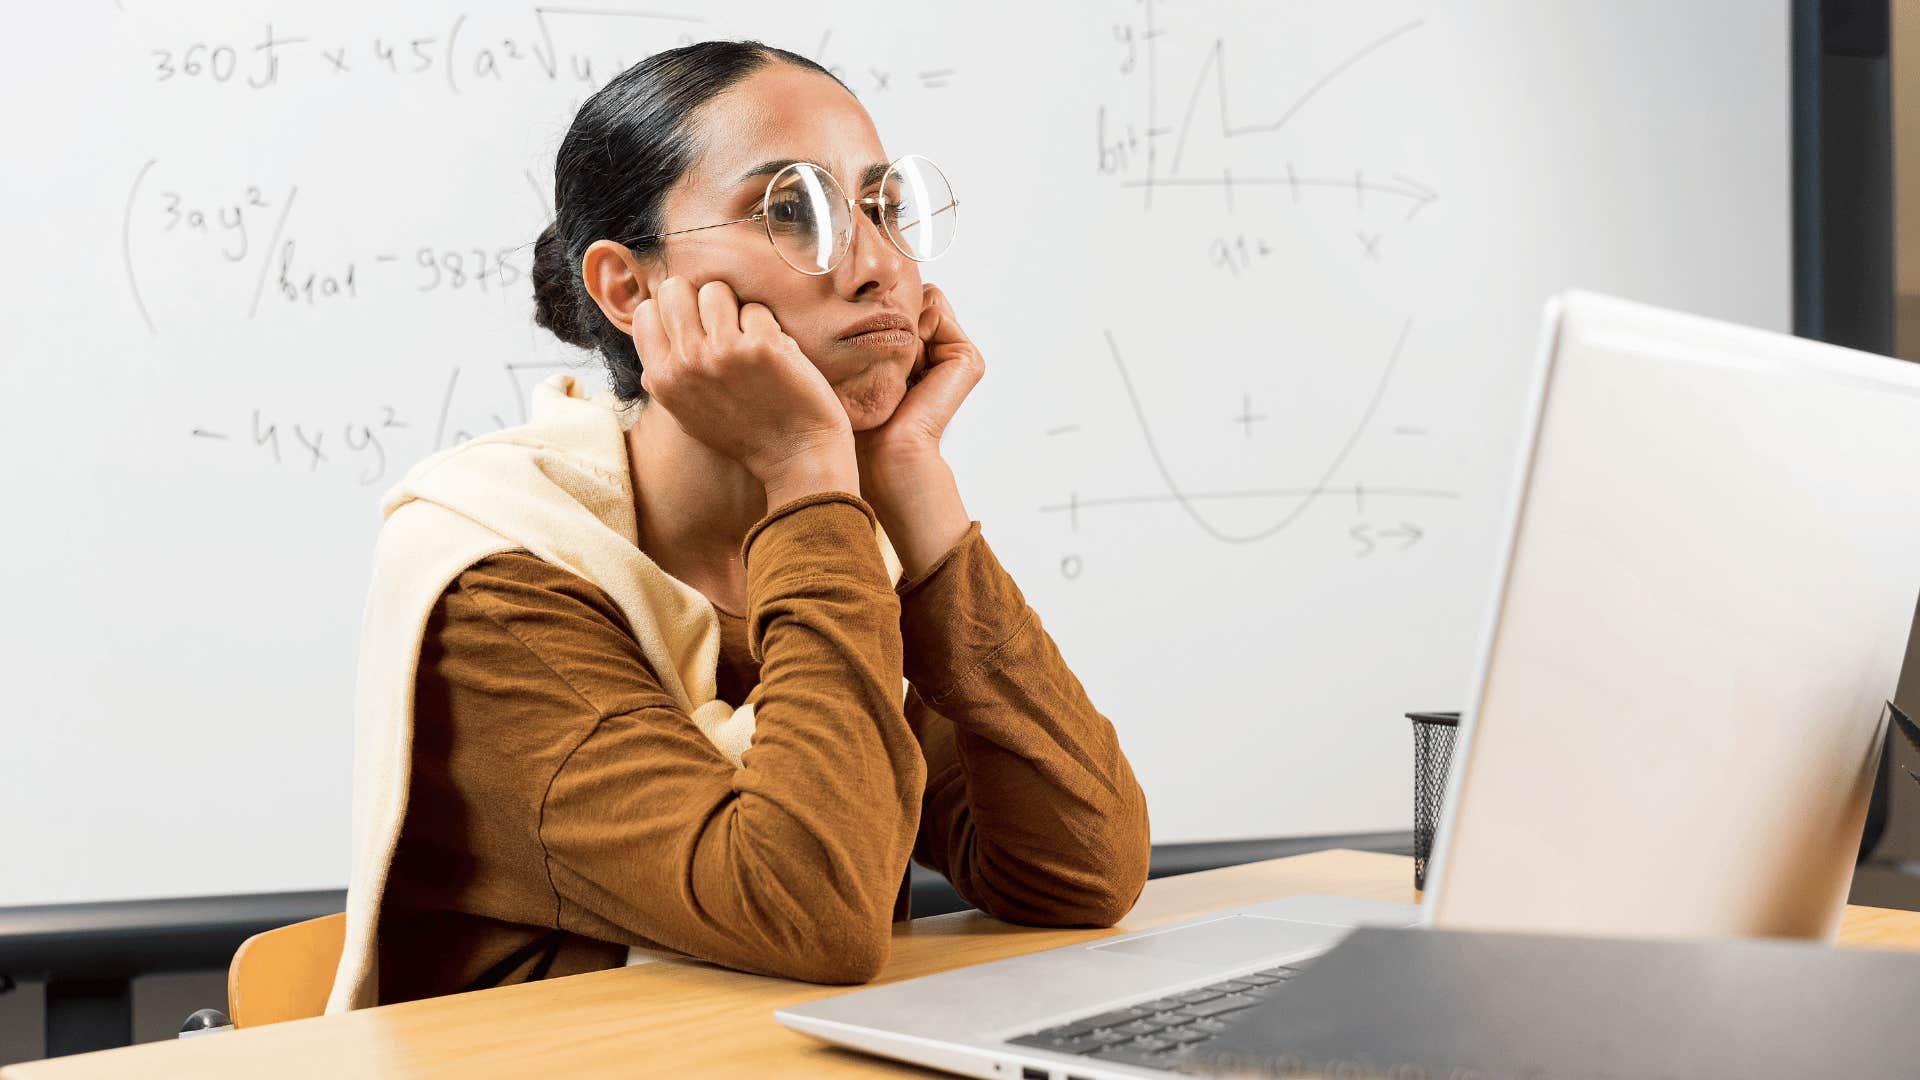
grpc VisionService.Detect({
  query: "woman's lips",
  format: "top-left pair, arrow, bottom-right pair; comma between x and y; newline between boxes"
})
837,311 -> 916,339
839,328 -> 919,350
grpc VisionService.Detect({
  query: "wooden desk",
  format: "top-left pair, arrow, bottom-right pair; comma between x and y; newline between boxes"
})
10,850 -> 1920,1079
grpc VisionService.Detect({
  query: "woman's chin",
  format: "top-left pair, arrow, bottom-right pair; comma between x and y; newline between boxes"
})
837,364 -> 913,432
846,395 -> 905,432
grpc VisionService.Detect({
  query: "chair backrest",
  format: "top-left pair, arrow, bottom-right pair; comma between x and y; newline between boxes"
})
228,912 -> 346,1028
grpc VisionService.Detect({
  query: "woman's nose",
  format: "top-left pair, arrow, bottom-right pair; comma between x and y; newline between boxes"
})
834,204 -> 906,300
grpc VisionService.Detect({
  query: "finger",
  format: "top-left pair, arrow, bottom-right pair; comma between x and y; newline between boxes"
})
917,283 -> 940,340
697,279 -> 741,347
905,342 -> 930,387
654,276 -> 704,358
895,342 -> 983,438
917,341 -> 985,406
633,298 -> 670,367
918,283 -> 970,346
739,301 -> 784,341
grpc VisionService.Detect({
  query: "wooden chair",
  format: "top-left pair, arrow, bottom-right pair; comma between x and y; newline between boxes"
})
225,912 -> 346,1028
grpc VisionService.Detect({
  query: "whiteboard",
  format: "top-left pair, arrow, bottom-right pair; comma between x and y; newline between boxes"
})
0,1 -> 1791,908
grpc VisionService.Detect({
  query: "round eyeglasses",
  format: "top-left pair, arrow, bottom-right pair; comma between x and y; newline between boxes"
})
625,154 -> 958,276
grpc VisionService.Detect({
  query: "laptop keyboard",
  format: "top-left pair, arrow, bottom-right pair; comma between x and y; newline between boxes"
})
1007,960 -> 1313,1072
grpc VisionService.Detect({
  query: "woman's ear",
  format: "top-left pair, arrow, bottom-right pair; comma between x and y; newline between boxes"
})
581,239 -> 652,336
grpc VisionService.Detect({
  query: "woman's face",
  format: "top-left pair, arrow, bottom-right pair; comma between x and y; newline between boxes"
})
641,63 -> 924,432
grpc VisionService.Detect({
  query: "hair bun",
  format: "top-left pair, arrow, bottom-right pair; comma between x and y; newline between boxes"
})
531,221 -> 594,349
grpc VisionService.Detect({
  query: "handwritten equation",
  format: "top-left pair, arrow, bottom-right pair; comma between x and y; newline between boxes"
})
143,9 -> 703,96
125,164 -> 534,332
1034,325 -> 1459,579
188,362 -> 583,487
138,9 -> 957,98
1098,0 -> 1438,271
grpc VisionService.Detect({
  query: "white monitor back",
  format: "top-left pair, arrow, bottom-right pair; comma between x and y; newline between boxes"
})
1427,292 -> 1920,941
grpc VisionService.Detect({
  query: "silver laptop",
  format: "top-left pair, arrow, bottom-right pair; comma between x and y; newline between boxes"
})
776,291 -> 1920,1079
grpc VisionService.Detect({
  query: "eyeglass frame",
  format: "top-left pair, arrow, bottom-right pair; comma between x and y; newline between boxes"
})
621,154 -> 959,277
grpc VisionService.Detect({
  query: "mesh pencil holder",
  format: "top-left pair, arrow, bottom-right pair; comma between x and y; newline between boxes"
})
1407,711 -> 1461,891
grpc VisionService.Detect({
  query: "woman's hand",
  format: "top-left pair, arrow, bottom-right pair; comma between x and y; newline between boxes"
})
854,284 -> 981,581
634,277 -> 855,489
853,284 -> 985,484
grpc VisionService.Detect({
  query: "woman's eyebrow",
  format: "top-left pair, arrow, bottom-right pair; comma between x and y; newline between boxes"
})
732,159 -> 893,189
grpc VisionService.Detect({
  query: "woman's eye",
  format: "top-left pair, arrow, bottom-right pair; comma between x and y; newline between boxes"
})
766,197 -> 811,229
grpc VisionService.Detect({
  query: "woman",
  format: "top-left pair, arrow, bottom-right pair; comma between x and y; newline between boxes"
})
327,39 -> 1150,1012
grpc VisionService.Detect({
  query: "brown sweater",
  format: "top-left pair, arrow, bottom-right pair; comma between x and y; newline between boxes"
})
377,491 -> 1151,1004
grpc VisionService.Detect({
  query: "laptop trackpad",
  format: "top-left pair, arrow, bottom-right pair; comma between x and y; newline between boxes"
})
1089,915 -> 1341,968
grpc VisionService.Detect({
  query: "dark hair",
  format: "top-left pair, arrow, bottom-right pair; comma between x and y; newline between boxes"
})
531,40 -> 848,404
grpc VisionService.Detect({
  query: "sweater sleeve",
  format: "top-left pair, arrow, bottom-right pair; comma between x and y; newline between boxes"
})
400,493 -> 924,986
895,521 -> 1152,927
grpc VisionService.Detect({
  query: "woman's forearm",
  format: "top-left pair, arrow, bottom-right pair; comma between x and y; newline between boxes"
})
862,454 -> 971,584
895,524 -> 1152,926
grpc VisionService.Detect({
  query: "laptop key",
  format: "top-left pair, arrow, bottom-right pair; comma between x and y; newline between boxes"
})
1009,1033 -> 1103,1055
1072,1006 -> 1151,1030
1045,1011 -> 1146,1039
1177,993 -> 1264,1019
1113,1019 -> 1167,1037
1176,989 -> 1224,1005
1089,1045 -> 1179,1069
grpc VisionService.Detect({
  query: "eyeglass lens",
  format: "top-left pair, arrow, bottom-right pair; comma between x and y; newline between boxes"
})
762,157 -> 957,275
765,164 -> 851,274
